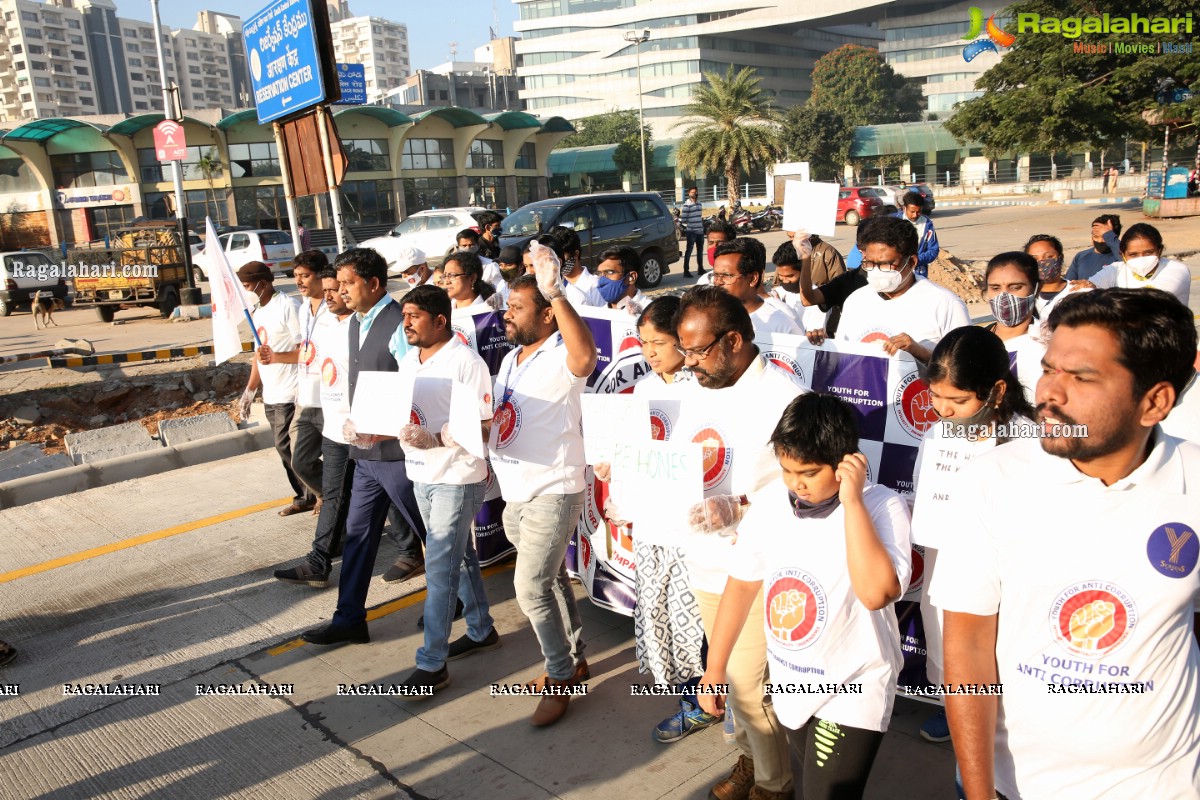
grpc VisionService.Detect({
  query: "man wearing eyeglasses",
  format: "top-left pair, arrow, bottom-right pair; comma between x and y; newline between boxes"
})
711,238 -> 803,338
835,216 -> 969,364
595,245 -> 648,315
671,286 -> 804,800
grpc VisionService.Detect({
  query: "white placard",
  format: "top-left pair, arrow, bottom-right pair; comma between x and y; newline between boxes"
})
448,380 -> 486,459
609,438 -> 704,534
350,371 -> 412,437
581,394 -> 650,464
782,180 -> 839,237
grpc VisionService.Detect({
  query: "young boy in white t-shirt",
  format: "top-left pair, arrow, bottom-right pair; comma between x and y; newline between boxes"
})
698,393 -> 912,799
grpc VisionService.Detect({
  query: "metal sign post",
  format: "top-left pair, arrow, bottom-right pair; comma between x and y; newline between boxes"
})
272,122 -> 304,257
315,105 -> 348,252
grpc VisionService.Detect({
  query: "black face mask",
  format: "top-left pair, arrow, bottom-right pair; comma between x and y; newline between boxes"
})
788,490 -> 842,520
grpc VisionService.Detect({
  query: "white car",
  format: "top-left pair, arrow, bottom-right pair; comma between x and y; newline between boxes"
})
192,229 -> 295,284
359,208 -> 489,270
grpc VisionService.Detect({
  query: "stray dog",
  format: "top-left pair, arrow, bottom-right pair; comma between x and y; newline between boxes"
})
33,295 -> 64,330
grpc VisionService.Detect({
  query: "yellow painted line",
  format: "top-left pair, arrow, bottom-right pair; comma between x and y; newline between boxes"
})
0,497 -> 293,585
267,560 -> 517,656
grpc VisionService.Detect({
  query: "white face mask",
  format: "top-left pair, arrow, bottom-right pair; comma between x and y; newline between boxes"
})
1125,255 -> 1159,278
403,272 -> 420,288
866,266 -> 906,294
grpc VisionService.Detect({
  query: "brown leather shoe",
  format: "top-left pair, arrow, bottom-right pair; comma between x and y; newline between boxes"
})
708,755 -> 755,800
523,658 -> 590,691
530,678 -> 572,727
748,787 -> 792,800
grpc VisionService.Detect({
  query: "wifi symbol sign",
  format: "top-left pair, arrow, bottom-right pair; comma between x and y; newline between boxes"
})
153,119 -> 189,162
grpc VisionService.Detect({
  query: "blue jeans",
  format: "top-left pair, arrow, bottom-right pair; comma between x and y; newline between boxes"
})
502,492 -> 586,681
683,231 -> 704,273
414,480 -> 492,671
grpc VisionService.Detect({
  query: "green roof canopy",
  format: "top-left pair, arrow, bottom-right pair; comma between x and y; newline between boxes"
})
334,106 -> 413,127
108,114 -> 210,136
484,111 -> 542,131
549,141 -> 676,174
3,118 -> 108,142
850,122 -> 977,158
216,109 -> 261,131
538,116 -> 575,134
409,107 -> 488,127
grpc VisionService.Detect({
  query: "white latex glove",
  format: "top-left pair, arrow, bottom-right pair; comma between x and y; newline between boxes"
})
794,229 -> 813,259
593,461 -> 611,482
439,422 -> 458,450
625,297 -> 644,317
236,387 -> 255,420
398,423 -> 439,450
687,494 -> 747,535
603,495 -> 630,527
342,418 -> 378,449
528,240 -> 564,301
485,293 -> 505,310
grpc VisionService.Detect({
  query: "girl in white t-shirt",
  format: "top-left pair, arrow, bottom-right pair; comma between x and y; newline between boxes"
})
698,393 -> 911,799
911,325 -> 1037,744
1087,222 -> 1192,305
1024,234 -> 1069,322
596,296 -> 716,742
983,251 -> 1047,405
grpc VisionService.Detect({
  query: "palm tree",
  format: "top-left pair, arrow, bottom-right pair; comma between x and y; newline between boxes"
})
196,147 -> 223,224
674,66 -> 783,209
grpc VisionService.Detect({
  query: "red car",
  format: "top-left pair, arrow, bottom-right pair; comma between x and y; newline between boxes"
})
837,187 -> 885,226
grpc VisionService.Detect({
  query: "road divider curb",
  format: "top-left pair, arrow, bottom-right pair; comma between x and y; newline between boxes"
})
0,423 -> 273,510
49,341 -> 253,369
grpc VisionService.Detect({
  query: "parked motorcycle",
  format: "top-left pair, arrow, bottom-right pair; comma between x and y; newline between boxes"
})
750,205 -> 782,232
730,207 -> 753,234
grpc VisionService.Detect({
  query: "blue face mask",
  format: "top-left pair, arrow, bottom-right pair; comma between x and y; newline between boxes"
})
597,275 -> 628,304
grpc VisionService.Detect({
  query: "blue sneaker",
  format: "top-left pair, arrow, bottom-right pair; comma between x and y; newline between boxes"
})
920,709 -> 951,743
653,700 -> 722,743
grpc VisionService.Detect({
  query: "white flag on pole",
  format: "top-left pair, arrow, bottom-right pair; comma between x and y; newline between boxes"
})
205,216 -> 246,365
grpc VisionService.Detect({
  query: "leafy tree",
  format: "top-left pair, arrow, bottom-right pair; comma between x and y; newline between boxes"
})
945,0 -> 1199,159
555,108 -> 653,179
613,131 -> 654,179
674,66 -> 783,208
808,45 -> 924,127
782,106 -> 855,181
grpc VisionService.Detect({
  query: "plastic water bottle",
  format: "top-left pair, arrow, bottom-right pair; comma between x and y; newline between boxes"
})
723,705 -> 736,744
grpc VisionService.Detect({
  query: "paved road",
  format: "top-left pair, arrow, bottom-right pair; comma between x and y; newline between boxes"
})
0,450 -> 954,799
4,202 -> 1197,366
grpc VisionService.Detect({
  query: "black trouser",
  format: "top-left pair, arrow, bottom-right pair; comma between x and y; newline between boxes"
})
264,402 -> 312,504
683,231 -> 704,274
308,437 -> 423,574
786,718 -> 884,800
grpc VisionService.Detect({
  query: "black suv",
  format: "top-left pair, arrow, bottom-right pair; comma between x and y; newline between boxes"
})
499,192 -> 681,288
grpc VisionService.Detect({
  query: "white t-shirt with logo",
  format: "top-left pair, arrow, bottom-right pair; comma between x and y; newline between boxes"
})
296,298 -> 330,408
1090,258 -> 1192,305
731,479 -> 912,731
1002,333 -> 1046,407
317,314 -> 353,442
252,290 -> 302,405
837,276 -> 970,353
929,434 -> 1200,799
398,338 -> 494,485
673,355 -> 805,592
489,334 -> 587,502
751,298 -> 805,337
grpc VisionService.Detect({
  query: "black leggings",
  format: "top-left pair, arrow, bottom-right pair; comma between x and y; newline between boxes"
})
786,718 -> 884,800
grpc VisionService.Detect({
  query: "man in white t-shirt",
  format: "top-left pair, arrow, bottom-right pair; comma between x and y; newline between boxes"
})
594,245 -> 649,315
235,260 -> 313,515
489,264 -> 598,728
673,285 -> 804,800
712,237 -> 804,337
930,288 -> 1200,800
290,251 -> 333,513
393,284 -> 499,696
834,216 -> 970,364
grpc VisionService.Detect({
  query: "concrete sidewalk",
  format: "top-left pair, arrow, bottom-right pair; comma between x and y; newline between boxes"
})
0,449 -> 956,799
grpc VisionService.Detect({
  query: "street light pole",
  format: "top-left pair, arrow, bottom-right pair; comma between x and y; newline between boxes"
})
623,29 -> 650,193
150,0 -> 199,305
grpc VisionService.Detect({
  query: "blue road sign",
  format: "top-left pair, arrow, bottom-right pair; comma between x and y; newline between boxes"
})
337,64 -> 367,105
243,0 -> 327,125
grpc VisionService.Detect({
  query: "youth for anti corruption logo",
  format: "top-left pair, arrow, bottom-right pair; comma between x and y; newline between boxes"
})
893,371 -> 939,440
962,7 -> 1016,61
692,425 -> 732,490
649,408 -> 672,441
493,399 -> 522,449
320,357 -> 338,387
1049,581 -> 1138,659
765,568 -> 827,650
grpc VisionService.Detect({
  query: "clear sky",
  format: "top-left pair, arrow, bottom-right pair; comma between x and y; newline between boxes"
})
158,0 -> 520,74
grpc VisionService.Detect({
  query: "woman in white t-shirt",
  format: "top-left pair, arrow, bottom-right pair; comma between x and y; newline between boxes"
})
697,393 -> 912,799
1086,222 -> 1192,305
441,250 -> 497,310
911,325 -> 1037,744
1024,234 -> 1070,321
983,251 -> 1047,405
595,296 -> 716,742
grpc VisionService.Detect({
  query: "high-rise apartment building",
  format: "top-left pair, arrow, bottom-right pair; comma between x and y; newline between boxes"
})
329,15 -> 411,102
0,0 -> 97,120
